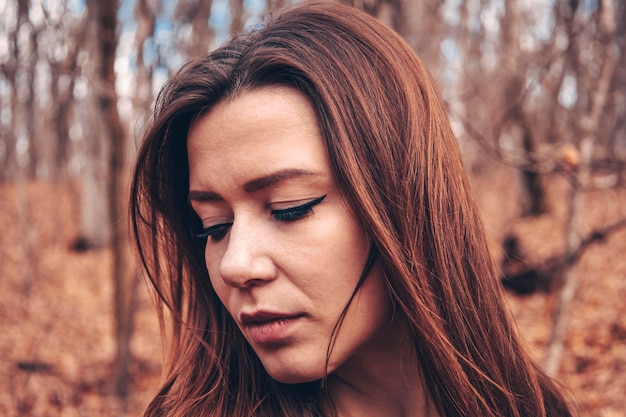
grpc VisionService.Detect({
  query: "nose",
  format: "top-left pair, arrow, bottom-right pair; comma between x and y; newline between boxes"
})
217,218 -> 277,288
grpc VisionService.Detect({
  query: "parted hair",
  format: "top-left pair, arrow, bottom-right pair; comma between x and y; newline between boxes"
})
130,2 -> 575,416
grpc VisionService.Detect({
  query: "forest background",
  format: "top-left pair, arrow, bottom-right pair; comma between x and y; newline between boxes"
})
1,0 -> 625,416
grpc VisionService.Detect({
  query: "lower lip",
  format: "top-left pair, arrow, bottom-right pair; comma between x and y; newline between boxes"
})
245,316 -> 302,345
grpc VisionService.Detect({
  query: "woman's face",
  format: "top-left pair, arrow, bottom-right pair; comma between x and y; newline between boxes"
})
187,86 -> 395,383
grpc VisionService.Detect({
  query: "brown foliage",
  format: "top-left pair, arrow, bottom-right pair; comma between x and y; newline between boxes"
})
0,182 -> 160,417
475,171 -> 626,417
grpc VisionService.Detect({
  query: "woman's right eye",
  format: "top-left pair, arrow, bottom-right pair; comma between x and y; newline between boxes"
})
195,222 -> 232,243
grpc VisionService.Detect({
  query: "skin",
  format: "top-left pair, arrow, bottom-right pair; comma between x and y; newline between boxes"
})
188,86 -> 436,416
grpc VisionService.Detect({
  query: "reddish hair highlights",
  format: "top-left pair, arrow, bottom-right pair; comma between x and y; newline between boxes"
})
130,2 -> 575,416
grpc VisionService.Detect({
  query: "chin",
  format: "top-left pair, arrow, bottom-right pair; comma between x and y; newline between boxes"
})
263,364 -> 326,385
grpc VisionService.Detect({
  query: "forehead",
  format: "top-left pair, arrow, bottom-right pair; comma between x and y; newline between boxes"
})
188,86 -> 322,151
186,86 -> 331,192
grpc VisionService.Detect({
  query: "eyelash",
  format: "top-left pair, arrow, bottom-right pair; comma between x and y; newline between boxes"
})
195,195 -> 326,243
271,195 -> 326,222
195,223 -> 231,242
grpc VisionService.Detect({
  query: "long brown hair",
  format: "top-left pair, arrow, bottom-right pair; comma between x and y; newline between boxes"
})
130,2 -> 575,416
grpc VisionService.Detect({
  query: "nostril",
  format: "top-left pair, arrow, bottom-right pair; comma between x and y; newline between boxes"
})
217,228 -> 277,288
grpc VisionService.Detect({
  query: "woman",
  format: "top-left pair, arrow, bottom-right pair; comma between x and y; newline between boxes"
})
130,2 -> 575,416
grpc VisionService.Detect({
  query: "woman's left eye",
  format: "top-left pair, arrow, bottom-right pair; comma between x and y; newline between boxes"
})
271,195 -> 326,222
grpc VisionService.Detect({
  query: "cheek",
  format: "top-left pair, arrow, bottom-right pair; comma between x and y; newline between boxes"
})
204,240 -> 226,275
208,270 -> 239,324
204,249 -> 229,301
326,218 -> 371,279
287,221 -> 367,275
309,207 -> 370,263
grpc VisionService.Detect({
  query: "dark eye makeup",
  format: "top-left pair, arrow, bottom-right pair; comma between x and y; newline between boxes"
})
195,195 -> 326,243
270,195 -> 326,222
195,222 -> 232,242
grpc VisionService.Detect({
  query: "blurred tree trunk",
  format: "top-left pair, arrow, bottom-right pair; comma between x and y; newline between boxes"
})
11,0 -> 38,293
1,8 -> 18,171
78,98 -> 111,248
0,7 -> 18,178
502,0 -> 547,216
87,0 -> 138,400
230,0 -> 244,37
48,21 -> 84,182
134,0 -> 157,123
544,0 -> 618,377
455,0 -> 493,172
265,0 -> 286,14
20,0 -> 39,180
78,4 -> 111,248
176,0 -> 214,59
366,0 -> 443,76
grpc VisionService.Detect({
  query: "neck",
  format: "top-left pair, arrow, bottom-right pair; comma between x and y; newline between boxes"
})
327,322 -> 439,417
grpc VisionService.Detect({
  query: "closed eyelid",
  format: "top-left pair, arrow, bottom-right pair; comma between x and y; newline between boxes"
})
189,198 -> 231,224
197,196 -> 324,226
198,215 -> 233,228
195,222 -> 232,241
271,195 -> 326,211
270,197 -> 321,210
270,195 -> 326,222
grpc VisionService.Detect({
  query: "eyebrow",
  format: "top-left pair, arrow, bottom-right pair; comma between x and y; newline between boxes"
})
188,168 -> 320,203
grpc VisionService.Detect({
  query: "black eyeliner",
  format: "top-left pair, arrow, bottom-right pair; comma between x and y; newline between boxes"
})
195,222 -> 232,241
196,195 -> 327,242
271,195 -> 327,222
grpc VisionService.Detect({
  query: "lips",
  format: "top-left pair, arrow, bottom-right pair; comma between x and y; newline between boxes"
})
240,311 -> 305,345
